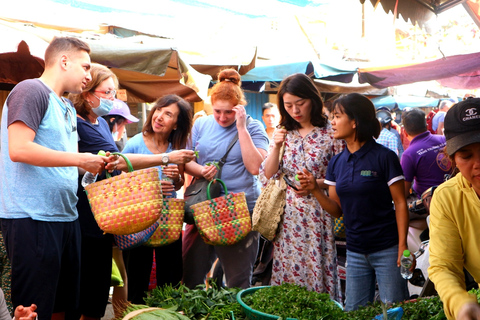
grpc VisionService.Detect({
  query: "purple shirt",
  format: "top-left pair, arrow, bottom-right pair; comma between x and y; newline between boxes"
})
400,131 -> 451,197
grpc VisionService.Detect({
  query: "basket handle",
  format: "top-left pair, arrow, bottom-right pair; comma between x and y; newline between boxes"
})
106,152 -> 133,178
207,178 -> 227,200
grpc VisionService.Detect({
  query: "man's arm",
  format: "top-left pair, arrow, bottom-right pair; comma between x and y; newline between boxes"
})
404,180 -> 412,198
437,121 -> 445,135
8,121 -> 111,174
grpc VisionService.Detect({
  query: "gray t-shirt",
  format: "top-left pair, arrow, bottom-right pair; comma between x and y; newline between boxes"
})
191,115 -> 269,211
0,79 -> 79,221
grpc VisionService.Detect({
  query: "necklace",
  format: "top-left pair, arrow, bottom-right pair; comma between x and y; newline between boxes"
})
151,136 -> 164,154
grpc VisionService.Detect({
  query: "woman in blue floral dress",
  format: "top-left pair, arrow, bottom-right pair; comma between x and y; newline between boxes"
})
260,73 -> 344,302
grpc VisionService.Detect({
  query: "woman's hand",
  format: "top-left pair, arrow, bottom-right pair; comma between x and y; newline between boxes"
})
14,304 -> 37,320
201,164 -> 218,181
160,179 -> 175,197
273,127 -> 287,149
80,153 -> 117,175
168,149 -> 196,164
298,169 -> 318,193
233,104 -> 247,129
457,302 -> 480,320
104,151 -> 119,172
291,171 -> 310,197
163,164 -> 180,182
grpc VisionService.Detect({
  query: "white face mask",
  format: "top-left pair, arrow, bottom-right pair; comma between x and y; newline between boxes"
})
112,123 -> 119,141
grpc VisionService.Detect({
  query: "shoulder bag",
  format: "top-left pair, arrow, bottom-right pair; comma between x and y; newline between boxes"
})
252,143 -> 287,241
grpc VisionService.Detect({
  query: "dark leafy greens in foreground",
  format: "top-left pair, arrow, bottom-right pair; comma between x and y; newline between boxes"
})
143,282 -> 241,320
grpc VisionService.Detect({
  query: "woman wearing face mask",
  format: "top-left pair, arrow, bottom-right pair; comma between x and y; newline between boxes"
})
68,64 -> 195,320
102,99 -> 139,151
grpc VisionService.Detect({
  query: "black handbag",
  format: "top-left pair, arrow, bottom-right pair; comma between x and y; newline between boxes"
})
183,132 -> 240,224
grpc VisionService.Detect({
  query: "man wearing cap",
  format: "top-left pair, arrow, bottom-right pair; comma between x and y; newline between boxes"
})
102,99 -> 139,151
376,109 -> 400,156
428,97 -> 480,320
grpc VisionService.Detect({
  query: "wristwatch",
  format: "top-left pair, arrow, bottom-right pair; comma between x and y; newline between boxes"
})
161,153 -> 169,165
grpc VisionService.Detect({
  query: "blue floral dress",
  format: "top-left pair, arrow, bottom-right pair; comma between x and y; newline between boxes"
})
260,124 -> 344,301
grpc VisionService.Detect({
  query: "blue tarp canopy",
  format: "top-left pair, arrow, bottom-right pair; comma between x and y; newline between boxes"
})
370,95 -> 440,110
241,60 -> 357,83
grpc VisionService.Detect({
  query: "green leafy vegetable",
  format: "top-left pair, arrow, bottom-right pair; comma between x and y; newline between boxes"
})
143,282 -> 242,320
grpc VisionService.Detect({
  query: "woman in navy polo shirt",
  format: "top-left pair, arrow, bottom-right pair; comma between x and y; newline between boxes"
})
299,93 -> 411,311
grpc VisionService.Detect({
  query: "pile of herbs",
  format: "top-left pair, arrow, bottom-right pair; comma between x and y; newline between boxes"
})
240,283 -> 344,319
143,282 -> 242,320
343,287 -> 480,319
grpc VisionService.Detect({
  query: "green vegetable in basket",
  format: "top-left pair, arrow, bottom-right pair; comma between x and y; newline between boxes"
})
242,283 -> 344,319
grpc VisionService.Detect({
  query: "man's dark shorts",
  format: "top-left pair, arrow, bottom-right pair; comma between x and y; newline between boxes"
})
1,218 -> 81,320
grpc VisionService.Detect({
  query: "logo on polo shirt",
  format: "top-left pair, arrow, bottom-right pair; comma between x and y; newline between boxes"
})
360,170 -> 378,177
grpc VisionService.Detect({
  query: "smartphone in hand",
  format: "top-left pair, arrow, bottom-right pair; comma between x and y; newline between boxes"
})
283,176 -> 299,191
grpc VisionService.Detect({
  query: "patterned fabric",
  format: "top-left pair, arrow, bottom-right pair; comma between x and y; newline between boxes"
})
376,128 -> 399,155
262,125 -> 344,301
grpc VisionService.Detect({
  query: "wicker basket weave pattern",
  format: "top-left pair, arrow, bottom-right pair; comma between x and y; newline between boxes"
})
192,179 -> 251,246
85,167 -> 163,235
145,198 -> 185,247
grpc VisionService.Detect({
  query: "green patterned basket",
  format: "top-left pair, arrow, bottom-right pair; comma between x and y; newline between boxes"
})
144,198 -> 184,247
191,179 -> 251,246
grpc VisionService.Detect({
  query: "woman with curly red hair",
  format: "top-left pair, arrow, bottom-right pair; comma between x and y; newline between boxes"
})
183,69 -> 269,288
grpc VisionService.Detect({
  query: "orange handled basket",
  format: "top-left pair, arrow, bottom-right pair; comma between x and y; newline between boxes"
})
84,153 -> 163,235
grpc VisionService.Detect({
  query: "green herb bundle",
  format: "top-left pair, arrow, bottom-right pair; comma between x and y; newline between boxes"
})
143,282 -> 242,320
241,283 -> 344,319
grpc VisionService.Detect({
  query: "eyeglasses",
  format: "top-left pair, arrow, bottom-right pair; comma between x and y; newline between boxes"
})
94,90 -> 116,97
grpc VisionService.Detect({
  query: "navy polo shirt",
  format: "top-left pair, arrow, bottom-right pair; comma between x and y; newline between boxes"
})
325,139 -> 404,254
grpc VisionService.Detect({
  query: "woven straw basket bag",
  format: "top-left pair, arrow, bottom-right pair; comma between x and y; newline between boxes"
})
191,179 -> 251,246
144,198 -> 185,247
252,173 -> 287,241
84,153 -> 163,235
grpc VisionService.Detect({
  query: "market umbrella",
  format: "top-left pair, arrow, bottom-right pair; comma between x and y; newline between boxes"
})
0,21 -> 48,90
370,95 -> 439,110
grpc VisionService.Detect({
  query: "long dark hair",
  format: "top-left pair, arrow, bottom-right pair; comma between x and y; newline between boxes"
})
333,93 -> 381,142
142,94 -> 193,149
277,73 -> 327,130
